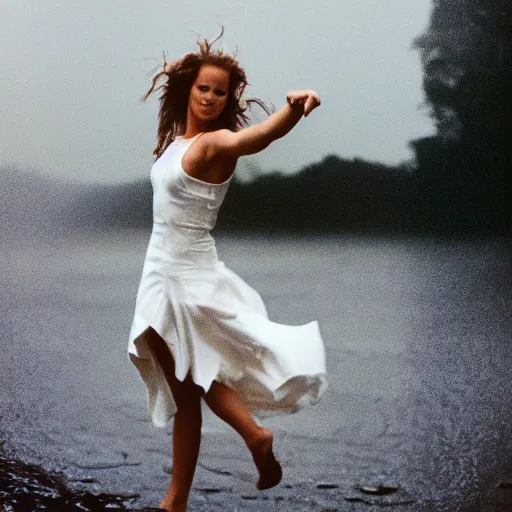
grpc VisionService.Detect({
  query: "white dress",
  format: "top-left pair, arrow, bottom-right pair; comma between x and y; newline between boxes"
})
128,133 -> 328,427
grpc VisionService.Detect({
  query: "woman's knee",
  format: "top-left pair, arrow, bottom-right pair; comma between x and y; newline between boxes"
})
173,377 -> 204,412
144,328 -> 204,410
174,396 -> 202,426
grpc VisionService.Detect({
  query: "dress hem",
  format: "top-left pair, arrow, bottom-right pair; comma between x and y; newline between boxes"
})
128,319 -> 328,428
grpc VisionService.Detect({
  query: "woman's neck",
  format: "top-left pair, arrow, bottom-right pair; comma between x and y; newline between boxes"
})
183,110 -> 220,138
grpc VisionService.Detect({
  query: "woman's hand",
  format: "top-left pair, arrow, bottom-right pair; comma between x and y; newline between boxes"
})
286,89 -> 321,117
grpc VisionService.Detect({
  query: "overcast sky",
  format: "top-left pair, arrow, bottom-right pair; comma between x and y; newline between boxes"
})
1,0 -> 434,184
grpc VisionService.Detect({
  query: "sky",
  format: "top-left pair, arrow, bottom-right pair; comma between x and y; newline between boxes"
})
1,0 -> 435,184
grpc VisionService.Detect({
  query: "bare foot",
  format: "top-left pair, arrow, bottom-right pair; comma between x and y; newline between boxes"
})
248,428 -> 282,490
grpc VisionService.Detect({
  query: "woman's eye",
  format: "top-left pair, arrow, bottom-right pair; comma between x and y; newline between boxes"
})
198,86 -> 208,92
215,90 -> 226,97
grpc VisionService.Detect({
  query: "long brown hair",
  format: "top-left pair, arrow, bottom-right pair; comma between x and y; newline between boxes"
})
143,28 -> 272,159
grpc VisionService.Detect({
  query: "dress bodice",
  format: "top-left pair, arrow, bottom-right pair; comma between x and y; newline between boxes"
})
149,134 -> 232,254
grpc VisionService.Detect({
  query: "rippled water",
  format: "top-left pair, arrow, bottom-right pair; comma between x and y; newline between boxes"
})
1,232 -> 511,511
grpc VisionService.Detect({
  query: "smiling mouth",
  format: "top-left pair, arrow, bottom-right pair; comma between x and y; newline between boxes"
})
201,106 -> 217,116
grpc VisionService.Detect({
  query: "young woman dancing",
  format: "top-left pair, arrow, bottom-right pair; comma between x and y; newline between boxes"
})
128,30 -> 328,512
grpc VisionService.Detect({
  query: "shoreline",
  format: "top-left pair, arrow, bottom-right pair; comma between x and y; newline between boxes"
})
0,445 -> 148,511
0,443 -> 417,511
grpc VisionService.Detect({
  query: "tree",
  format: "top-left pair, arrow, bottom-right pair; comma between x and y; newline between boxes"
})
412,0 -> 511,232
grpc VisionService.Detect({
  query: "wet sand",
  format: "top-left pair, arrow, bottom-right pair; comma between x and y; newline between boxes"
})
1,232 -> 512,511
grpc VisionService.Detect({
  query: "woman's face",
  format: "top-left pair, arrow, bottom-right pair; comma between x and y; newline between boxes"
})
188,64 -> 230,123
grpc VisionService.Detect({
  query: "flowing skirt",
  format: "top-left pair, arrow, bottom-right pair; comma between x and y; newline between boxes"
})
128,244 -> 328,427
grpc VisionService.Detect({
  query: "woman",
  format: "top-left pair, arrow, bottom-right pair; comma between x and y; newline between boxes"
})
128,31 -> 328,512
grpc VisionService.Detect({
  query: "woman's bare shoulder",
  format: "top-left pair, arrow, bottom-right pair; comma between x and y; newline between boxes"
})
183,130 -> 237,172
197,129 -> 238,160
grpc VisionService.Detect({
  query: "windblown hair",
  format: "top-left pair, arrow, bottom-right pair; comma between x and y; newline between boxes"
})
143,28 -> 272,159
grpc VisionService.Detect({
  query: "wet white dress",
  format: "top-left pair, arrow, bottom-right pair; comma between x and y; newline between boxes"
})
128,133 -> 328,427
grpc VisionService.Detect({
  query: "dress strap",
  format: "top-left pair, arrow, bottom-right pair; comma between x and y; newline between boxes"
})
176,132 -> 204,144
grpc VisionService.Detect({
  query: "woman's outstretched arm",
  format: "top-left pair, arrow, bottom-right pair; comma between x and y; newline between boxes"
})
210,89 -> 321,158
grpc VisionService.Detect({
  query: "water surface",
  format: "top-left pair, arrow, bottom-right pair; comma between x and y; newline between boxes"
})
1,232 -> 511,510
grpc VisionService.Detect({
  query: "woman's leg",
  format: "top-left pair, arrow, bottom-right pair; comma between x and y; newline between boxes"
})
204,381 -> 282,490
146,329 -> 204,512
204,381 -> 262,446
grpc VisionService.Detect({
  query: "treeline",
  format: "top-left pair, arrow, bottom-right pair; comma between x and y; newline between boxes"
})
44,156 -> 420,234
217,157 -> 417,233
0,140 -> 507,237
1,158 -> 419,236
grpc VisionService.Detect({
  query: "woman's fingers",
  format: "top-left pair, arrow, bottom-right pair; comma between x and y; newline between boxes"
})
287,90 -> 309,103
304,96 -> 314,117
287,90 -> 321,116
304,93 -> 320,117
